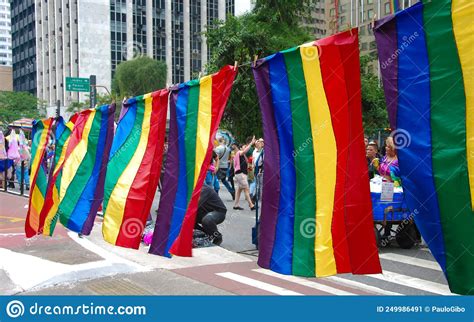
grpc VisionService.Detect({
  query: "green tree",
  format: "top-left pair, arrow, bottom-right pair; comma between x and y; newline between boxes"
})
360,55 -> 389,136
205,0 -> 313,140
0,91 -> 46,129
112,56 -> 167,98
66,93 -> 115,114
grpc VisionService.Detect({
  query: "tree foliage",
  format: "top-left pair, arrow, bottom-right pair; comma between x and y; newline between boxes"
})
112,56 -> 167,98
205,0 -> 313,140
360,55 -> 389,136
66,93 -> 115,114
0,91 -> 46,129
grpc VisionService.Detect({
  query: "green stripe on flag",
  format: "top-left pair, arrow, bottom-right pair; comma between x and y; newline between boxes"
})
423,0 -> 474,295
283,47 -> 316,276
59,110 -> 103,224
185,81 -> 200,202
103,98 -> 145,212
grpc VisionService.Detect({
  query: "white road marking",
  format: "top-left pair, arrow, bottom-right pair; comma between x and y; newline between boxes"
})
253,269 -> 355,295
368,271 -> 453,295
379,253 -> 442,271
216,272 -> 302,295
325,276 -> 402,295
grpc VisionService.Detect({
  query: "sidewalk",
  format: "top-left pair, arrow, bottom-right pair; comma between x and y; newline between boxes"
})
0,192 -> 252,295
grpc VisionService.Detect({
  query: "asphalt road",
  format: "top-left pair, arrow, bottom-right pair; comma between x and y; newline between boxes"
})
0,189 -> 453,296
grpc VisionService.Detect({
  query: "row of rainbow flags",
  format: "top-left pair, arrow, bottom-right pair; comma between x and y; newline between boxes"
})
25,0 -> 473,295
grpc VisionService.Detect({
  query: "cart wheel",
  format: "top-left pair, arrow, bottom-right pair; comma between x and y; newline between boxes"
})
396,222 -> 417,249
374,225 -> 390,247
374,227 -> 381,247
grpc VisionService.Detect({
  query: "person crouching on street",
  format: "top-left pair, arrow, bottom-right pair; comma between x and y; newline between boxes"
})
195,184 -> 227,245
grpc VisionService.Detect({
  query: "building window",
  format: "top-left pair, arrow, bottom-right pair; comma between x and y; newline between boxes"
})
368,9 -> 374,19
385,2 -> 391,14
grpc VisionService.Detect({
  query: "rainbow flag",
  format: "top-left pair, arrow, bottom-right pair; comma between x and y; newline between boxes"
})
149,65 -> 237,257
390,0 -> 400,13
25,118 -> 54,237
40,116 -> 76,236
55,104 -> 115,235
102,91 -> 169,249
374,0 -> 474,295
252,30 -> 381,277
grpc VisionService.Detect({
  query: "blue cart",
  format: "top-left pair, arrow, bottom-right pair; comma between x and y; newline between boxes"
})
370,179 -> 420,249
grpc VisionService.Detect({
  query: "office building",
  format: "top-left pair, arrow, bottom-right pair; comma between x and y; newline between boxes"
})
11,0 -> 234,108
0,0 -> 11,66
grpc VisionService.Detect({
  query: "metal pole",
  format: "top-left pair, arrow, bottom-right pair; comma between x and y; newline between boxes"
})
56,99 -> 61,118
3,160 -> 7,192
89,75 -> 97,108
20,161 -> 24,196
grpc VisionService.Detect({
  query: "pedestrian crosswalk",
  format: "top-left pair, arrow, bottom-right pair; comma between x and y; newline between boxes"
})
172,249 -> 454,296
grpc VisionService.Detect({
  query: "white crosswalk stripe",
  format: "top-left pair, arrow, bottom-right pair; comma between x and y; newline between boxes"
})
216,272 -> 303,295
325,276 -> 402,295
366,271 -> 453,295
379,253 -> 442,271
252,269 -> 355,295
211,251 -> 452,296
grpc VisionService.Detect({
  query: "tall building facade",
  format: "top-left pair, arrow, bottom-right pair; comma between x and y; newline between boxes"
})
310,0 -> 418,55
110,0 -> 234,85
0,0 -> 11,66
11,0 -> 234,108
10,0 -> 35,93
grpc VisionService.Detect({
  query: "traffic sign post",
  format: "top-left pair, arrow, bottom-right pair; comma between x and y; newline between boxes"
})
65,77 -> 90,92
89,75 -> 97,109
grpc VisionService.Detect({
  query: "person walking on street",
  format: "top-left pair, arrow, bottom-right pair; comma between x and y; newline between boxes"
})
215,138 -> 235,200
232,137 -> 256,211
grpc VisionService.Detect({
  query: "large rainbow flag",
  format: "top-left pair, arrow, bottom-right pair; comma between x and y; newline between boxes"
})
102,90 -> 168,249
149,65 -> 237,257
54,104 -> 115,235
374,0 -> 474,295
25,118 -> 54,237
37,116 -> 75,236
252,30 -> 381,277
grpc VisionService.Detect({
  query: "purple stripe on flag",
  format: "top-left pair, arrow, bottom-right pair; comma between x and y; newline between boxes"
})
374,14 -> 399,130
253,61 -> 281,269
149,90 -> 180,256
82,104 -> 116,235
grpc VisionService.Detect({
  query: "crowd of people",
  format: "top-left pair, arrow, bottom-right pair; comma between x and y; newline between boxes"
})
204,135 -> 264,209
365,136 -> 401,186
0,129 -> 31,191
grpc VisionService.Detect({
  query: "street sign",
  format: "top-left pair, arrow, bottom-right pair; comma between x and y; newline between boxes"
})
65,77 -> 90,92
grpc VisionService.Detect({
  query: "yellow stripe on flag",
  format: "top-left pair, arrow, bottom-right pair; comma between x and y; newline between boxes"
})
300,45 -> 338,277
102,94 -> 153,244
193,75 -> 213,187
59,110 -> 96,200
452,0 -> 474,208
28,121 -> 51,232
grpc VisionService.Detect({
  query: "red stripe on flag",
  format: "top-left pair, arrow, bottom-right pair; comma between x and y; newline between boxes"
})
317,38 -> 352,274
116,90 -> 169,248
169,66 -> 237,256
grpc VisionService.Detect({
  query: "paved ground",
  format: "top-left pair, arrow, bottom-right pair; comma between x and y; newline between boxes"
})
0,191 -> 454,296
